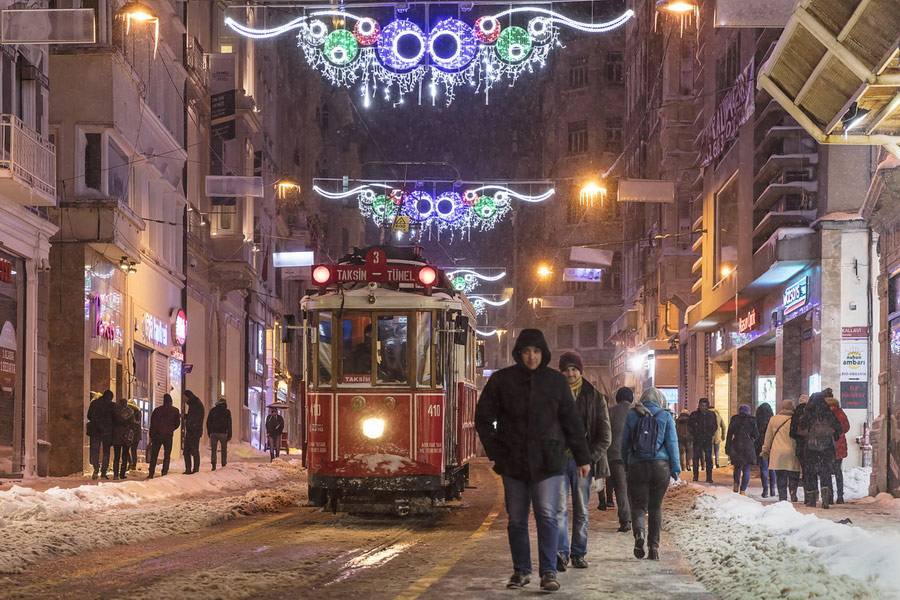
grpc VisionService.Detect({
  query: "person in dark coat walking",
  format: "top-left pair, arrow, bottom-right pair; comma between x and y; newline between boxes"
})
755,403 -> 776,497
266,406 -> 285,461
726,404 -> 758,494
675,410 -> 693,473
554,351 -> 610,572
621,387 -> 681,561
687,398 -> 718,483
147,394 -> 181,478
86,390 -> 114,480
182,391 -> 205,474
207,398 -> 233,470
128,401 -> 142,471
475,329 -> 590,593
606,386 -> 633,532
797,392 -> 842,508
110,398 -> 136,479
825,393 -> 850,503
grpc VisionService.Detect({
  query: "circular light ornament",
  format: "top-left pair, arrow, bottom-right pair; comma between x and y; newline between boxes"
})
362,417 -> 385,440
323,29 -> 359,66
527,17 -> 552,43
451,276 -> 467,291
435,191 -> 467,224
428,19 -> 477,71
353,17 -> 380,45
493,190 -> 511,206
378,20 -> 426,71
390,189 -> 405,204
359,188 -> 376,203
302,19 -> 329,46
372,195 -> 396,219
474,16 -> 501,43
404,190 -> 434,222
462,190 -> 479,205
495,26 -> 532,64
474,195 -> 497,219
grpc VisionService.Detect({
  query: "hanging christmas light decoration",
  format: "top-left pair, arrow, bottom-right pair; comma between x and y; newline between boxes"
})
224,7 -> 633,106
312,183 -> 552,237
468,295 -> 511,315
446,269 -> 507,294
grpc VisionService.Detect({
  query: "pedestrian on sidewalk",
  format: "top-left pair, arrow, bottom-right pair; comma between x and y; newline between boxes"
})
798,392 -> 842,508
111,398 -> 136,479
621,387 -> 681,561
824,390 -> 850,504
127,400 -> 142,471
755,403 -> 776,497
606,387 -> 633,532
761,399 -> 801,502
207,398 -> 232,470
266,406 -> 285,461
182,390 -> 205,474
725,404 -> 758,495
676,410 -> 693,473
555,351 -> 610,572
86,390 -> 114,480
790,394 -> 810,483
475,329 -> 591,593
712,409 -> 726,468
147,394 -> 181,479
687,398 -> 717,483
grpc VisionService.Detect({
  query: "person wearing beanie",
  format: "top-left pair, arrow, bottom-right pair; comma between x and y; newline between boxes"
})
206,397 -> 232,470
475,329 -> 591,592
725,404 -> 758,494
824,392 -> 850,503
761,399 -> 801,501
554,351 -> 611,572
620,387 -> 681,561
606,387 -> 633,532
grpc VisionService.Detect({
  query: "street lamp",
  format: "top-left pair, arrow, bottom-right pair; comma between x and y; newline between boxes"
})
275,177 -> 301,199
119,2 -> 160,58
537,264 -> 553,278
579,181 -> 607,208
655,0 -> 698,13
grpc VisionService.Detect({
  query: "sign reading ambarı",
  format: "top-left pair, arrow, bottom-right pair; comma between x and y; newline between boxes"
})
839,340 -> 867,382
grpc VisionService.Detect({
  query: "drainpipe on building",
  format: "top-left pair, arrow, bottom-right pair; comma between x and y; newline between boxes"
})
244,292 -> 251,444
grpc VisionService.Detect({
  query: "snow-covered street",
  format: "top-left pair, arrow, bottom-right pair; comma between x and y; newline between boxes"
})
0,459 -> 898,599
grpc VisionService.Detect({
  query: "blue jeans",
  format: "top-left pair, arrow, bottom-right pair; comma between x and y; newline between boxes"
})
733,463 -> 752,491
502,474 -> 562,576
557,458 -> 591,559
758,455 -> 776,492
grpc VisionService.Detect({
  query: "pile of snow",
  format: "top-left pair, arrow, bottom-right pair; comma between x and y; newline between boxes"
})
0,460 -> 309,573
228,441 -> 271,460
350,453 -> 413,473
857,492 -> 900,509
668,484 -> 898,599
842,466 -> 872,500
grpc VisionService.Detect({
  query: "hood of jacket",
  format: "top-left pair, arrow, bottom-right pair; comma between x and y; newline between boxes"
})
512,328 -> 551,369
755,403 -> 774,419
638,387 -> 665,408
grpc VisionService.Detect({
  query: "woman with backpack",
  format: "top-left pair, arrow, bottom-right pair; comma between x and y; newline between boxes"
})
111,398 -> 136,480
824,392 -> 850,503
620,387 -> 681,561
761,399 -> 801,502
797,392 -> 842,508
725,405 -> 758,495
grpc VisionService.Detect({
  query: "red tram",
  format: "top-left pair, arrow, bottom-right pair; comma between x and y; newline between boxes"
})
301,246 -> 479,515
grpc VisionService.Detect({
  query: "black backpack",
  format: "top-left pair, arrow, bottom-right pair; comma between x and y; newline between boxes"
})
632,410 -> 663,454
806,417 -> 835,452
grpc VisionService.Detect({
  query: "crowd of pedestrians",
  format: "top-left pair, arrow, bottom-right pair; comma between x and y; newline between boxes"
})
85,390 -> 235,479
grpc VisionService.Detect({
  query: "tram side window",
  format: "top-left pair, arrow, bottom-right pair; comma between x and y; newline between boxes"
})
416,312 -> 432,387
376,315 -> 408,384
341,315 -> 373,384
317,313 -> 333,386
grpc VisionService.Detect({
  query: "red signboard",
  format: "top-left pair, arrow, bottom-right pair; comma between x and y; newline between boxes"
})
416,393 -> 444,475
0,259 -> 11,284
738,308 -> 757,334
841,326 -> 868,339
316,247 -> 427,284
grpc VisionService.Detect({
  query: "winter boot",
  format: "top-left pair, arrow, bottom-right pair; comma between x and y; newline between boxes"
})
761,487 -> 769,498
836,493 -> 845,504
91,468 -> 98,480
733,482 -> 740,493
821,487 -> 832,509
790,490 -> 799,503
739,490 -> 746,495
633,532 -> 646,559
806,491 -> 818,507
540,572 -> 560,592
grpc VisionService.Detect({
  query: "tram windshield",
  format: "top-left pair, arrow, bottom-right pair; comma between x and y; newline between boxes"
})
341,316 -> 373,383
376,315 -> 408,384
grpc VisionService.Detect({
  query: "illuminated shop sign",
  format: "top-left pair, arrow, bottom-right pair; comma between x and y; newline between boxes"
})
91,293 -> 122,342
783,276 -> 809,314
142,313 -> 169,348
563,268 -> 603,282
173,308 -> 187,346
738,308 -> 757,334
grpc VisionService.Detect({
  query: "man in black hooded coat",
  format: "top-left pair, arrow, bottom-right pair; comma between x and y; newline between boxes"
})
475,329 -> 591,593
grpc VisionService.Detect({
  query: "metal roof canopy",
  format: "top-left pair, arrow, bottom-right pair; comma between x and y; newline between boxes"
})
757,0 -> 900,159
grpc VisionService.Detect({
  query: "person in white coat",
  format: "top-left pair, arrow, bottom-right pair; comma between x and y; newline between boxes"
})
761,399 -> 802,502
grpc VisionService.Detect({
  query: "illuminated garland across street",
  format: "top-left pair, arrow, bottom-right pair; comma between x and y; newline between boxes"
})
446,268 -> 507,294
312,184 -> 553,237
224,8 -> 633,105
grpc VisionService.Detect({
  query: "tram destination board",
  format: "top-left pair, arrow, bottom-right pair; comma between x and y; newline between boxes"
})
329,264 -> 420,283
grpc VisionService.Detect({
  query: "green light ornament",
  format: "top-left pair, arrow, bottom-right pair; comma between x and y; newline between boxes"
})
452,276 -> 467,291
373,195 -> 396,218
495,27 -> 532,64
474,195 -> 497,219
324,30 -> 359,66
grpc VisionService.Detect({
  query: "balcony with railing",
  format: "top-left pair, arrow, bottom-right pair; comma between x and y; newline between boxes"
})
0,114 -> 56,206
186,37 -> 209,90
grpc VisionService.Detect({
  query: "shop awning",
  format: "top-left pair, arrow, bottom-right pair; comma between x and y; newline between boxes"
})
757,0 -> 900,159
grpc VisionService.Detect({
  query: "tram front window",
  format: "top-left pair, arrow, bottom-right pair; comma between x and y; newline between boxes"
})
317,313 -> 333,386
341,316 -> 373,384
377,315 -> 408,384
416,312 -> 432,387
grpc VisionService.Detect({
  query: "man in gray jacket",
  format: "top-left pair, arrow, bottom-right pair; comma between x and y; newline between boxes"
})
605,387 -> 633,532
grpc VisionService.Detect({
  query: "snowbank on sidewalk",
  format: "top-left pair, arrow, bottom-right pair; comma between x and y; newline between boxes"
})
688,485 -> 900,598
842,466 -> 872,500
0,460 -> 302,522
0,460 -> 308,574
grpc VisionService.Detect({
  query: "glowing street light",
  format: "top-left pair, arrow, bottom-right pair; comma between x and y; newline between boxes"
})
655,0 -> 698,13
579,181 -> 607,207
720,264 -> 733,278
119,2 -> 160,58
537,264 -> 553,278
276,177 -> 301,199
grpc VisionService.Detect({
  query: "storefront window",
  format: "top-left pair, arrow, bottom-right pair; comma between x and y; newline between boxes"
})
377,315 -> 408,384
416,312 -> 432,387
714,173 -> 738,285
341,315 -> 372,384
317,313 -> 332,386
85,254 -> 125,358
0,251 -> 23,475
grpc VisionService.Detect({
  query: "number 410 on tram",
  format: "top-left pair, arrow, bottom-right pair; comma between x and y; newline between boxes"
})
300,246 -> 479,515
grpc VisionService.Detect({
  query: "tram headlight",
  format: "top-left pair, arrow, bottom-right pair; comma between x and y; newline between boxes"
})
362,417 -> 385,440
